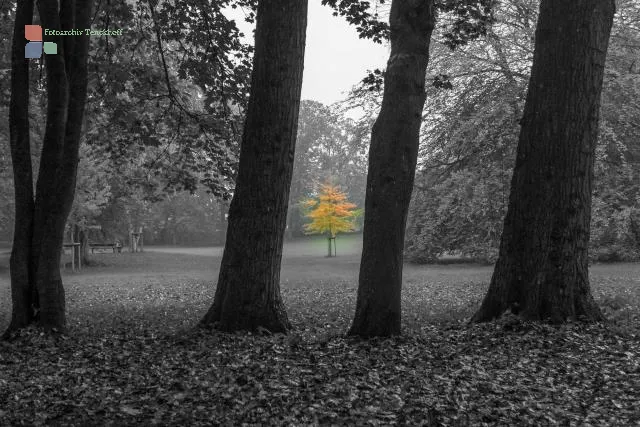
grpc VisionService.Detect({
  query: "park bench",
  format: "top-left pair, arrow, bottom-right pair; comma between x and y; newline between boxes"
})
89,242 -> 122,254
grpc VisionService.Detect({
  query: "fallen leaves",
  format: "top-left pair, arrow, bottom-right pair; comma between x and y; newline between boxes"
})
1,319 -> 640,425
0,253 -> 639,425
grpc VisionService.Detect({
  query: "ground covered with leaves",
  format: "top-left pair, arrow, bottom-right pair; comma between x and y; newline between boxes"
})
0,243 -> 639,426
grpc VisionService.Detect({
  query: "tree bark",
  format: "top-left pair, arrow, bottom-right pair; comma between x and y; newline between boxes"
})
6,0 -> 37,334
348,0 -> 436,337
200,0 -> 308,333
5,0 -> 93,335
471,0 -> 616,323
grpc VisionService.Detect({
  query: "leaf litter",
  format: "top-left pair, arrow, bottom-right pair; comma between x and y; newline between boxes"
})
0,253 -> 639,425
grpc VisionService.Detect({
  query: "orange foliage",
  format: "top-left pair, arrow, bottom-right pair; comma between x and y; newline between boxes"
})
303,183 -> 359,238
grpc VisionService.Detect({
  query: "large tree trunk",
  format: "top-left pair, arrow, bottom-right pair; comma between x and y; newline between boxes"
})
5,0 -> 93,335
348,0 -> 436,337
6,0 -> 37,334
200,0 -> 308,333
471,0 -> 615,323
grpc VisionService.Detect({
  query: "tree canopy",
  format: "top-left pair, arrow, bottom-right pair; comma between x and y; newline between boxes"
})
401,0 -> 640,263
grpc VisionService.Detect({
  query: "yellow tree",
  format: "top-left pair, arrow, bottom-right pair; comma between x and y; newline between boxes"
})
303,183 -> 360,257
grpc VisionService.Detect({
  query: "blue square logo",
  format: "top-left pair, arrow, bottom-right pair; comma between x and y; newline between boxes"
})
25,41 -> 42,58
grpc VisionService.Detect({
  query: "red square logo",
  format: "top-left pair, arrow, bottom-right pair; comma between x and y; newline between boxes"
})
25,25 -> 42,41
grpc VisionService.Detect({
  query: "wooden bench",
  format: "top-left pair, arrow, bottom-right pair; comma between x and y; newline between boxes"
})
89,243 -> 122,254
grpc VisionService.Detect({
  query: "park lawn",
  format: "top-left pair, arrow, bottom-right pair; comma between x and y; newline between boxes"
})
0,237 -> 638,425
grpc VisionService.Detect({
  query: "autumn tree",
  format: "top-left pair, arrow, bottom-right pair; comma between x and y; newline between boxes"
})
471,0 -> 616,323
200,0 -> 308,333
6,0 -> 94,334
303,183 -> 360,257
288,100 -> 368,238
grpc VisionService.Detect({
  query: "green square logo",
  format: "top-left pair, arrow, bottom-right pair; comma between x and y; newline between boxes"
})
43,42 -> 57,54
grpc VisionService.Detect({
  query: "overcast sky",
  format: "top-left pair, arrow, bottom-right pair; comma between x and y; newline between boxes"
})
226,1 -> 389,106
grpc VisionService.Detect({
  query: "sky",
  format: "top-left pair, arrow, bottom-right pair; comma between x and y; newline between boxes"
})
226,1 -> 389,106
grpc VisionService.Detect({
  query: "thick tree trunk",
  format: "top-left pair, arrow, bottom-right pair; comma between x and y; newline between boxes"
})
6,0 -> 37,335
5,0 -> 93,335
200,0 -> 308,333
471,0 -> 615,323
348,0 -> 436,337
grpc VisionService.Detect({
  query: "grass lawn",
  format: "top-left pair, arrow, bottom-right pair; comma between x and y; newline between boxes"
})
0,235 -> 639,425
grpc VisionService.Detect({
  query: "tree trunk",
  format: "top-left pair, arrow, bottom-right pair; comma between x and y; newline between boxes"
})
6,0 -> 37,335
200,0 -> 308,333
5,0 -> 93,335
348,0 -> 436,337
471,0 -> 615,323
